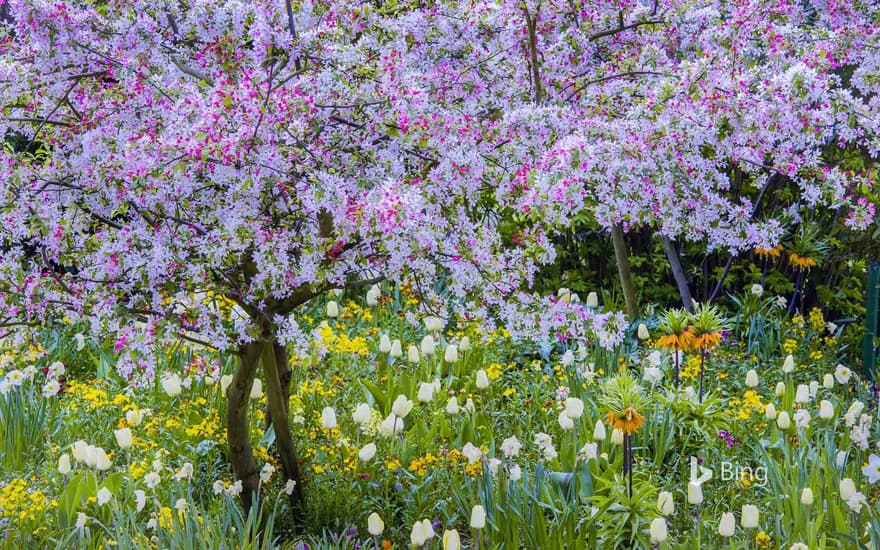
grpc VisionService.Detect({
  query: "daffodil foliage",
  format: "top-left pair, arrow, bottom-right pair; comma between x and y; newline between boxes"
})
0,0 -> 877,374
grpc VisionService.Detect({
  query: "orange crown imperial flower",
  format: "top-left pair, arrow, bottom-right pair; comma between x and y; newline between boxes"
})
755,244 -> 783,259
787,252 -> 817,270
691,331 -> 722,351
604,407 -> 645,435
657,330 -> 694,351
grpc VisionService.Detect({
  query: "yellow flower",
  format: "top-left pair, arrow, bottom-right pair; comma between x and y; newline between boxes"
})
755,531 -> 772,548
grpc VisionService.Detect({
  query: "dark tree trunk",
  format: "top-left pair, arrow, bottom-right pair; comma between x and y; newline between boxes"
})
611,225 -> 639,321
227,342 -> 262,512
662,236 -> 694,312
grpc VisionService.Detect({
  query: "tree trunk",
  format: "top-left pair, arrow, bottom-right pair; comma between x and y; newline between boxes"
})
662,236 -> 694,312
227,342 -> 262,512
261,339 -> 306,517
611,225 -> 639,320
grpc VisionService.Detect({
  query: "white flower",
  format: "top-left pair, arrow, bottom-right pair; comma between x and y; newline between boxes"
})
358,443 -> 377,462
420,335 -> 435,356
96,487 -> 113,506
470,505 -> 486,529
745,369 -> 759,388
794,384 -> 810,404
321,407 -> 338,430
462,442 -> 483,464
390,339 -> 402,358
561,350 -> 574,367
835,364 -> 852,384
657,491 -> 674,516
365,285 -> 380,307
564,397 -> 584,419
650,517 -> 668,543
508,464 -> 522,481
845,492 -> 867,512
94,447 -> 112,471
220,375 -> 233,393
765,403 -> 777,420
578,442 -> 598,461
6,369 -> 24,386
225,480 -> 243,497
819,400 -> 834,420
585,292 -> 598,308
326,301 -> 339,318
443,528 -> 461,550
284,479 -> 297,496
844,401 -> 864,426
126,408 -> 145,427
643,367 -> 663,385
718,512 -> 735,537
174,498 -> 187,512
863,453 -> 880,484
260,463 -> 275,483
822,373 -> 834,389
114,428 -> 133,450
75,333 -> 86,351
751,284 -> 763,296
459,336 -> 471,351
444,344 -> 459,364
558,410 -> 574,430
446,397 -> 460,414
407,345 -> 420,364
463,398 -> 475,412
475,369 -> 490,389
58,453 -> 72,476
368,512 -> 384,536
75,512 -> 89,529
793,409 -> 811,429
48,361 -> 66,378
800,487 -> 813,505
420,518 -> 435,541
610,428 -> 624,445
488,458 -> 501,476
782,355 -> 795,373
593,420 -> 606,441
212,480 -> 225,495
775,381 -> 786,396
135,490 -> 146,512
379,334 -> 392,353
378,414 -> 404,436
352,403 -> 372,425
741,504 -> 759,528
72,440 -> 89,463
790,544 -> 809,550
42,379 -> 61,397
410,521 -> 428,547
776,411 -> 791,430
391,395 -> 414,418
249,378 -> 263,399
424,316 -> 443,332
500,436 -> 521,458
637,323 -> 650,340
144,471 -> 161,489
161,373 -> 182,396
417,382 -> 436,403
839,478 -> 857,500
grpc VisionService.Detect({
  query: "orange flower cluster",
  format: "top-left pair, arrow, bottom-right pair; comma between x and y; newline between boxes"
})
605,407 -> 645,435
787,252 -> 817,270
755,244 -> 783,259
657,329 -> 722,351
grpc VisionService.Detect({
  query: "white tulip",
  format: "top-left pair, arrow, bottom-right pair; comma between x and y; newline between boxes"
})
446,396 -> 460,414
459,336 -> 471,351
410,521 -> 428,547
741,504 -> 759,528
765,403 -> 777,420
94,447 -> 112,471
475,369 -> 490,389
126,408 -> 145,427
819,400 -> 834,419
368,512 -> 384,536
358,443 -> 377,462
442,529 -> 461,550
470,504 -> 486,529
321,407 -> 338,430
800,487 -> 814,506
558,410 -> 574,430
420,335 -> 436,356
391,395 -> 414,418
249,378 -> 263,400
823,373 -> 834,389
775,381 -> 786,396
687,481 -> 703,505
72,440 -> 89,463
390,339 -> 403,358
379,334 -> 392,353
782,354 -> 795,373
657,491 -> 674,516
444,344 -> 459,364
794,384 -> 809,404
593,420 -> 606,441
610,428 -> 624,446
407,345 -> 421,364
718,512 -> 735,537
776,411 -> 791,430
585,292 -> 599,308
637,323 -> 650,340
161,373 -> 182,397
839,478 -> 856,500
326,301 -> 339,318
745,369 -> 759,388
564,397 -> 584,419
114,428 -> 133,449
650,517 -> 668,543
352,403 -> 372,425
58,453 -> 72,476
417,382 -> 435,403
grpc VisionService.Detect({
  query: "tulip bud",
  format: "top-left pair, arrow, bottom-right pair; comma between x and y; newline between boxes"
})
475,369 -> 490,389
358,443 -> 377,462
379,334 -> 392,353
94,447 -> 112,471
800,487 -> 814,506
444,344 -> 459,364
564,397 -> 584,419
125,408 -> 145,427
417,382 -> 435,403
114,428 -> 133,450
161,373 -> 182,397
420,335 -> 435,356
326,301 -> 339,318
657,491 -> 674,516
718,512 -> 735,537
321,407 -> 338,430
72,440 -> 89,463
391,395 -> 414,418
794,384 -> 809,404
352,403 -> 372,425
58,453 -> 72,476
420,519 -> 435,541
407,345 -> 420,364
822,373 -> 834,389
687,481 -> 703,504
593,420 -> 606,441
250,378 -> 263,400
446,397 -> 460,414
839,478 -> 856,500
741,504 -> 759,528
782,354 -> 795,373
764,403 -> 777,420
366,285 -> 380,307
745,369 -> 759,388
585,292 -> 599,308
610,428 -> 624,446
459,336 -> 471,351
819,400 -> 834,420
367,512 -> 384,536
411,521 -> 427,547
776,411 -> 791,430
637,323 -> 650,340
470,505 -> 486,529
775,381 -> 786,396
649,517 -> 668,543
442,529 -> 461,550
390,339 -> 403,358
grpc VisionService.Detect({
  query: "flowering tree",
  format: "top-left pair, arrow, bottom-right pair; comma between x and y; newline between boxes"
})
0,0 -> 630,512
